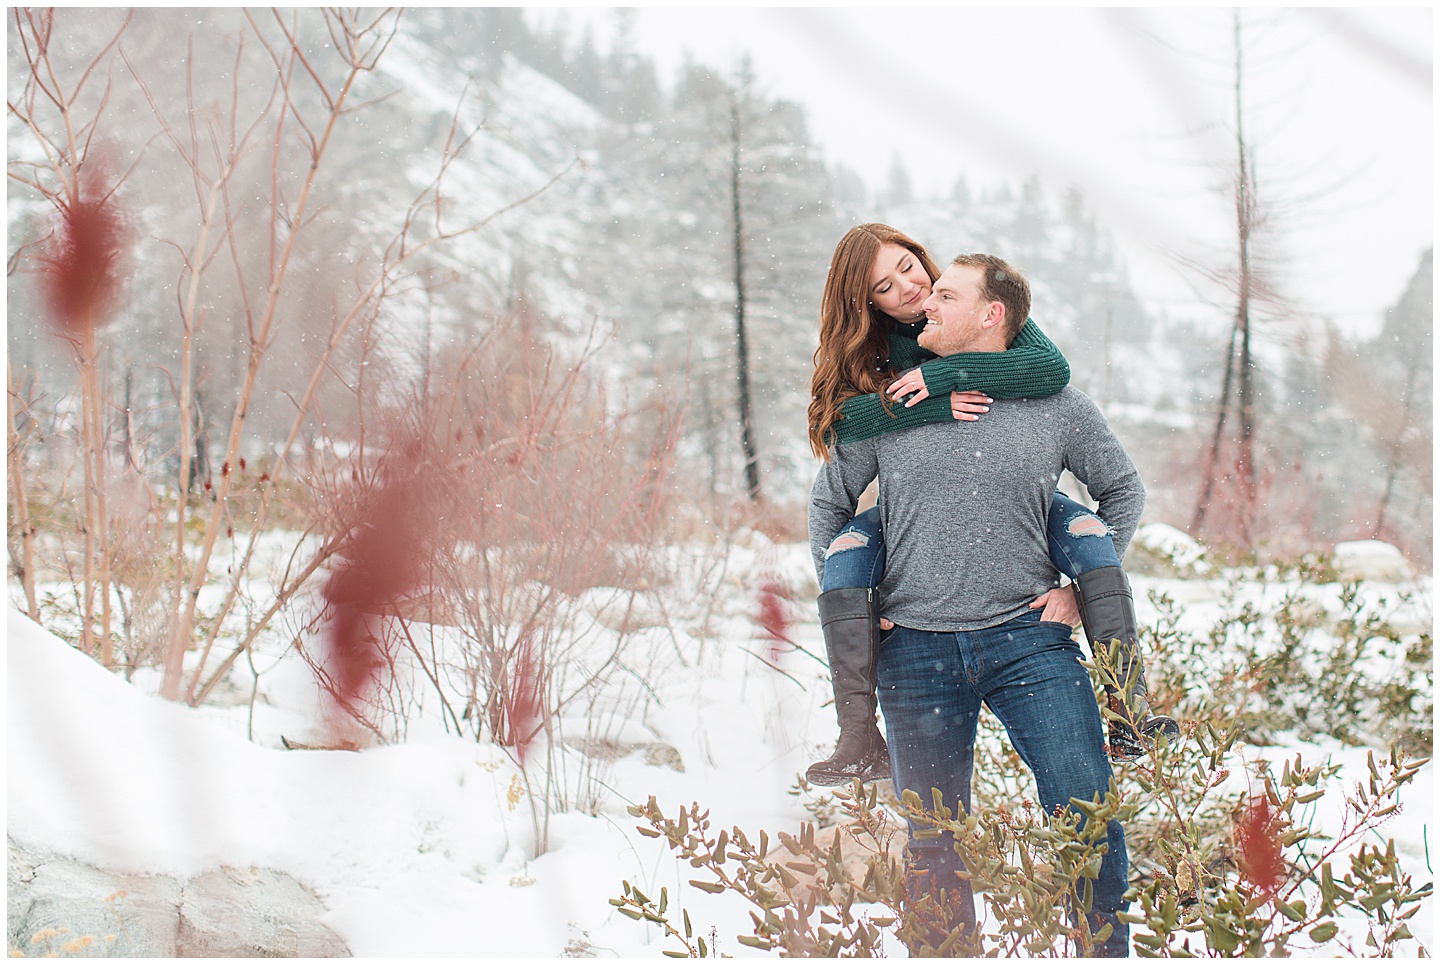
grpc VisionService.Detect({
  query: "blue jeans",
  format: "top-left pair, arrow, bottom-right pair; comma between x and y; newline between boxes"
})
877,613 -> 1129,941
821,491 -> 1117,592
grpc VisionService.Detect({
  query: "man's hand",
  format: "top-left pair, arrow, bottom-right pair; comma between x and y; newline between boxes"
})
880,617 -> 895,630
1030,584 -> 1080,626
950,390 -> 992,421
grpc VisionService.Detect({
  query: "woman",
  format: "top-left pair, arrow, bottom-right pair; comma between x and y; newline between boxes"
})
805,223 -> 1176,788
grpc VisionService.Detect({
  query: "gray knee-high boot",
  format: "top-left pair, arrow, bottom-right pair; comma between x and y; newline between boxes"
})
1072,566 -> 1180,762
805,587 -> 891,786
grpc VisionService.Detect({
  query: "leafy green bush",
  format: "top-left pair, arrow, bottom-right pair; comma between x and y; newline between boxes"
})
1143,576 -> 1432,754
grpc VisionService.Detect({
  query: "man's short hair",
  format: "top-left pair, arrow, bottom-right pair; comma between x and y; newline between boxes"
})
951,254 -> 1031,345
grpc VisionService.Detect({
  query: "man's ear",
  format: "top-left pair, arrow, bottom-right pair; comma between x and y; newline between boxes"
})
982,302 -> 1005,332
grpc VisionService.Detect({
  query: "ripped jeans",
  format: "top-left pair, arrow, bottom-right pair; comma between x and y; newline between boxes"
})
821,490 -> 1119,591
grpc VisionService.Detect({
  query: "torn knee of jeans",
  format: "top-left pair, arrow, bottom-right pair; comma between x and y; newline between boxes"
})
1066,513 -> 1111,539
825,531 -> 871,558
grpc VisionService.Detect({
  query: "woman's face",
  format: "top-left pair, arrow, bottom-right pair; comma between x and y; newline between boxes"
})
868,243 -> 931,324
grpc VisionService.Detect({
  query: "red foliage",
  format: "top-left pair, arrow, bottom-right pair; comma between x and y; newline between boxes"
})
322,464 -> 431,714
756,576 -> 793,665
1234,794 -> 1285,896
41,166 -> 126,338
505,640 -> 546,764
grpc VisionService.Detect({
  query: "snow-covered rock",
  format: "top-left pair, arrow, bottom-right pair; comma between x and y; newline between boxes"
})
1130,522 -> 1211,576
1333,540 -> 1413,583
7,839 -> 349,957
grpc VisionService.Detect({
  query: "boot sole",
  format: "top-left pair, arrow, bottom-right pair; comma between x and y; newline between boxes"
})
1111,716 -> 1181,762
805,758 -> 891,787
806,770 -> 889,787
1141,716 -> 1180,741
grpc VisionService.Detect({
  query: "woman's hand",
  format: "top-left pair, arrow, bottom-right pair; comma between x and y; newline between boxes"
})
950,390 -> 993,421
1030,585 -> 1080,626
887,369 -> 931,407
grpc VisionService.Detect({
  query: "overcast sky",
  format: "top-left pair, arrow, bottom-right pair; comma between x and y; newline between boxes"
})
539,6 -> 1432,338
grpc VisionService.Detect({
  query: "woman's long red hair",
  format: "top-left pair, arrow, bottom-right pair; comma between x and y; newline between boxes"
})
808,224 -> 940,459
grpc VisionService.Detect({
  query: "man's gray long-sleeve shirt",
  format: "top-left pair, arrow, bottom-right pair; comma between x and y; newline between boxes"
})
808,386 -> 1144,632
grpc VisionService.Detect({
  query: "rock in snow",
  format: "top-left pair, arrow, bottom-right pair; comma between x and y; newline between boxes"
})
7,839 -> 349,957
1333,540 -> 1413,583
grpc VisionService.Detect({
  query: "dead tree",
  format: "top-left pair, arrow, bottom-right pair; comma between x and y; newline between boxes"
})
1192,10 -> 1262,546
728,81 -> 761,502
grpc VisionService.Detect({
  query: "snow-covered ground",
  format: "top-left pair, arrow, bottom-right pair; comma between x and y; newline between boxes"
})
7,530 -> 1433,957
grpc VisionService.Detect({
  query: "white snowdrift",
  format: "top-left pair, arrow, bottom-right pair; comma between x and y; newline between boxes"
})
7,608 -> 626,956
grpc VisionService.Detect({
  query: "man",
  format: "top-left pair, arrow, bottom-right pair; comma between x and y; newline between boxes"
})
808,254 -> 1142,956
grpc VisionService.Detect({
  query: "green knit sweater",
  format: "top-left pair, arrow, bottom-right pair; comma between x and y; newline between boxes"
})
830,319 -> 1070,446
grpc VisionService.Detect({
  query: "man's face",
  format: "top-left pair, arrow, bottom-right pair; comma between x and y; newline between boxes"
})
917,264 -> 997,356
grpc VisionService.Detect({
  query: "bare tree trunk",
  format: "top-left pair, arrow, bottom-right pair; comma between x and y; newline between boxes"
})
1374,350 -> 1420,535
729,93 -> 760,502
7,361 -> 41,621
93,330 -> 114,664
1192,10 -> 1259,546
77,314 -> 114,663
122,364 -> 136,471
1232,9 -> 1257,544
1191,324 -> 1238,534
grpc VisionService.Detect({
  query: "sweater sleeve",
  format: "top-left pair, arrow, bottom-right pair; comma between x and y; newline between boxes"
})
808,439 -> 880,583
829,319 -> 1071,447
917,319 -> 1070,398
831,393 -> 953,446
1062,391 -> 1146,560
